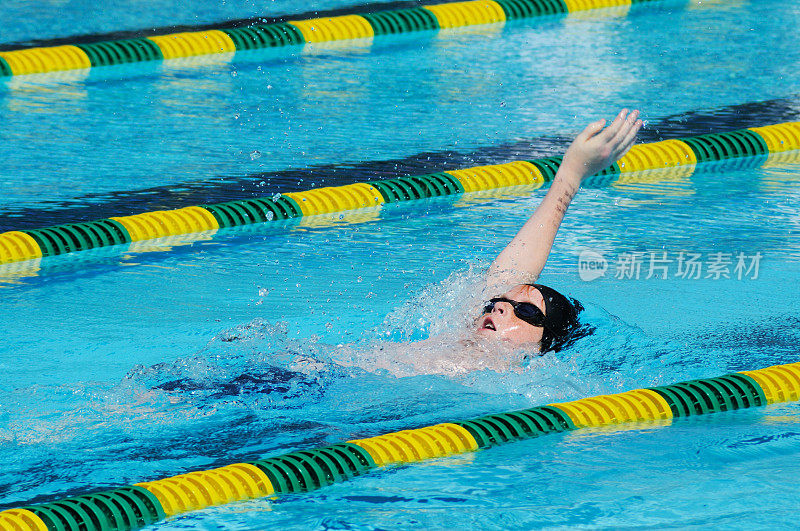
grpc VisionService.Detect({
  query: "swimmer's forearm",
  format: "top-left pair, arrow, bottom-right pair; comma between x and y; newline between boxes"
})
487,174 -> 579,286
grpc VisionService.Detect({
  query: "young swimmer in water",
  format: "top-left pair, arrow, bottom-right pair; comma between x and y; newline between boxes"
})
152,112 -> 643,388
338,109 -> 643,376
475,108 -> 643,353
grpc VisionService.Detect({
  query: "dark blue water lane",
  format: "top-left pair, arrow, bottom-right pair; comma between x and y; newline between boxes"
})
3,95 -> 800,232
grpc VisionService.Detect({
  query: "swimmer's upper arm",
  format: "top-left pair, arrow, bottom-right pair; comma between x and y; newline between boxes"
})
486,110 -> 642,290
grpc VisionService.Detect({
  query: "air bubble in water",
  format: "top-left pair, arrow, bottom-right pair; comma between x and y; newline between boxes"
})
250,150 -> 262,160
266,211 -> 274,221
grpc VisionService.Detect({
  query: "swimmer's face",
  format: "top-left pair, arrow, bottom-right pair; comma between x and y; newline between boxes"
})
475,284 -> 546,345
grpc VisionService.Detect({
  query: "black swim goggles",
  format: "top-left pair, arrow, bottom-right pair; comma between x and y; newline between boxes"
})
482,297 -> 546,328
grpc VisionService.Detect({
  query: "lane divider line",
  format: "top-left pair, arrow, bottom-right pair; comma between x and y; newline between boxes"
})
0,0 -> 675,78
2,121 -> 798,267
3,360 -> 797,530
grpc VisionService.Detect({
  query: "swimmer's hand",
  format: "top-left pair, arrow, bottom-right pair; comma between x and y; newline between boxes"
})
486,109 -> 642,288
557,109 -> 642,187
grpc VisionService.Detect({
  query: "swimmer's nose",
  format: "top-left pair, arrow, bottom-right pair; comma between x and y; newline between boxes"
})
492,301 -> 511,315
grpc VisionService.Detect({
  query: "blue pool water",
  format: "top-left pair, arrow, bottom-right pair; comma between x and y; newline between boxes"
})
3,0 -> 800,221
2,0 -> 800,528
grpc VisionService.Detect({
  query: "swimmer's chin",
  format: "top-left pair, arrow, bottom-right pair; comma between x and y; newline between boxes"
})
474,327 -> 498,339
474,319 -> 509,341
472,328 -> 541,351
465,333 -> 541,354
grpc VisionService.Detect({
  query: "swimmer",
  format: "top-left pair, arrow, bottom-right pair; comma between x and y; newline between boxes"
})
475,108 -> 643,353
337,110 -> 643,376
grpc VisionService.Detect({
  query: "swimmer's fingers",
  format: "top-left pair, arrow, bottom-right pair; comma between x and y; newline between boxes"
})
612,117 -> 643,159
596,108 -> 629,143
607,109 -> 639,148
576,117 -> 607,142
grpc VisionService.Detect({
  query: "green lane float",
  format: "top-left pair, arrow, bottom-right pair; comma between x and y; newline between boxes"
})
0,56 -> 12,77
75,38 -> 164,67
366,172 -> 464,202
681,129 -> 769,163
454,405 -> 573,446
495,0 -> 568,20
250,443 -> 374,493
2,360 -> 799,530
0,0 -> 679,78
221,23 -> 305,51
23,220 -> 130,258
3,121 -> 800,267
361,7 -> 440,36
201,196 -> 303,229
15,486 -> 165,531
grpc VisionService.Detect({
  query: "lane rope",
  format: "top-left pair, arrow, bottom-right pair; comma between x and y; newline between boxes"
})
0,0 -> 673,78
2,121 -> 799,267
2,360 -> 798,530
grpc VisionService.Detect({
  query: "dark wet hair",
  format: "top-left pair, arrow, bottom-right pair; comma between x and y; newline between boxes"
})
526,283 -> 593,353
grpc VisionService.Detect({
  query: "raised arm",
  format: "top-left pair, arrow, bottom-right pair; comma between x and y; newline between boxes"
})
486,109 -> 642,289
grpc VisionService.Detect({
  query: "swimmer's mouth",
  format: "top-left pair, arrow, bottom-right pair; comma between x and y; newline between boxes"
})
482,318 -> 496,331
